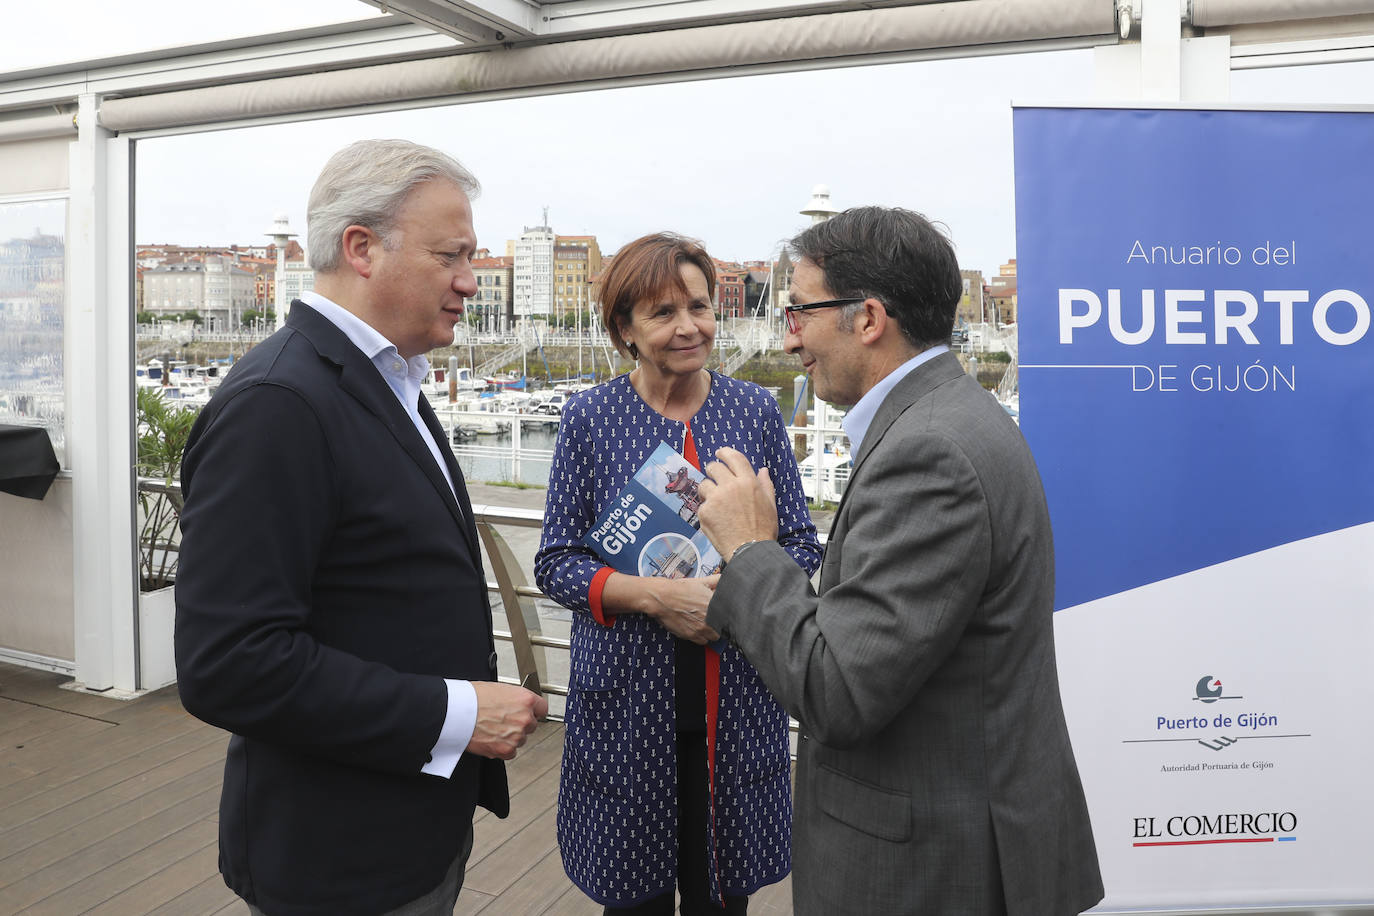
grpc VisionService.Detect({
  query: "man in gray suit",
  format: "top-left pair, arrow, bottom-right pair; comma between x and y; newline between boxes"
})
697,207 -> 1103,915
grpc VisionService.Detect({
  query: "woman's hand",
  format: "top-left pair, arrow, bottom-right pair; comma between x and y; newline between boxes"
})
640,575 -> 722,645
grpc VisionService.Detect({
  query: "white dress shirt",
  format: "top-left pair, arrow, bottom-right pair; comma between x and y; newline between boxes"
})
841,345 -> 949,453
298,291 -> 477,779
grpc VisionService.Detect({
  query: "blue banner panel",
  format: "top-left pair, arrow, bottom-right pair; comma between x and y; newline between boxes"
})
1017,106 -> 1374,912
1014,107 -> 1374,611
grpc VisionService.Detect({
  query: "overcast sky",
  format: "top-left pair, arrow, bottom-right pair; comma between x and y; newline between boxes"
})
7,2 -> 1374,277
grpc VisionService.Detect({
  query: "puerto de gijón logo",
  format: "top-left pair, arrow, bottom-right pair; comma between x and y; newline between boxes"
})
1125,674 -> 1305,754
1194,674 -> 1243,704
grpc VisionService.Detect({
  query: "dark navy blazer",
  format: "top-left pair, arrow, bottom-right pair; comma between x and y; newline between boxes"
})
175,301 -> 506,916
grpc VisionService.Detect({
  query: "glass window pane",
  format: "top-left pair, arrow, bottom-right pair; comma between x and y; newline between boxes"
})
0,198 -> 67,464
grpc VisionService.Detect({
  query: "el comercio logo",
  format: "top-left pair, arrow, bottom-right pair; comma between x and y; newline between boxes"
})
1132,811 -> 1298,847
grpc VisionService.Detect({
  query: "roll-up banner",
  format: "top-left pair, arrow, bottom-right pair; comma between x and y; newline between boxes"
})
1013,106 -> 1374,911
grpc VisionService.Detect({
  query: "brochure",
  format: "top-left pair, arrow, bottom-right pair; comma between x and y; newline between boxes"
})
584,441 -> 724,580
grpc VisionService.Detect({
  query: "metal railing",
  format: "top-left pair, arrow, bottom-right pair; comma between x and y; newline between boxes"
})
719,318 -> 771,376
136,482 -> 832,733
135,326 -> 275,345
474,335 -> 537,376
466,503 -> 569,702
425,401 -> 851,497
139,325 -> 764,352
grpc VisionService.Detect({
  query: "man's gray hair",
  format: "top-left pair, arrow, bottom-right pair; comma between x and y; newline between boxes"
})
307,139 -> 480,272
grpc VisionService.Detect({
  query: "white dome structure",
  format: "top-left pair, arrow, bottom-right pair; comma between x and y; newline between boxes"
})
800,184 -> 839,224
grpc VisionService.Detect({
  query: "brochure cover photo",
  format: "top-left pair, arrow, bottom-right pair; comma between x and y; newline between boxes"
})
584,441 -> 723,579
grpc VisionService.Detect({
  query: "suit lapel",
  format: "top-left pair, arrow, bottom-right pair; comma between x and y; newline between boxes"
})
419,396 -> 495,640
286,302 -> 473,543
418,396 -> 482,558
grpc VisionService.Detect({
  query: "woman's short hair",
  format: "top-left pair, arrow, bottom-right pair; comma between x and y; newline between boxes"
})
307,139 -> 480,272
596,232 -> 716,357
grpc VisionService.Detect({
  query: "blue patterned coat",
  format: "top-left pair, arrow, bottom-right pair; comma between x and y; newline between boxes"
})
535,371 -> 822,907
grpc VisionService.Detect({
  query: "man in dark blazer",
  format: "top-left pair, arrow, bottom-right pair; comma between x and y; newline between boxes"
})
697,207 -> 1103,915
175,139 -> 547,916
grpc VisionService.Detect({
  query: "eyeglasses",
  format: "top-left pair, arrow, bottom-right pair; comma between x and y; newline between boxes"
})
783,297 -> 866,334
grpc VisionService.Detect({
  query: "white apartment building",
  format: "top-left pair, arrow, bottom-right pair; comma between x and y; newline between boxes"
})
512,225 -> 555,322
142,256 -> 254,330
142,262 -> 205,318
204,258 -> 256,330
276,261 -> 316,314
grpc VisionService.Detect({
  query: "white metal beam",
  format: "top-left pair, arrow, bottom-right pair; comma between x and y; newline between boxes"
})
0,19 -> 455,116
1141,0 -> 1184,99
355,0 -> 541,40
68,94 -> 138,692
1232,31 -> 1374,67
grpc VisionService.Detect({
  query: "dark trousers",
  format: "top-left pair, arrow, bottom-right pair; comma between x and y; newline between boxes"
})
605,732 -> 748,916
245,823 -> 473,916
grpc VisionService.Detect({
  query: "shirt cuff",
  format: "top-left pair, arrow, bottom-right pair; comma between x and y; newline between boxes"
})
588,566 -> 616,627
421,678 -> 477,778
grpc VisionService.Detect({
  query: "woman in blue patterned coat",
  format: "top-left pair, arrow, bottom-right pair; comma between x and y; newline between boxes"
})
535,232 -> 822,915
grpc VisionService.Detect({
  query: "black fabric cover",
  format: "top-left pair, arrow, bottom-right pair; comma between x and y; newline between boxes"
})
0,425 -> 60,500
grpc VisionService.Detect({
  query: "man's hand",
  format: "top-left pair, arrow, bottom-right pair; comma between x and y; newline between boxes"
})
698,447 -> 779,560
468,683 -> 548,760
643,575 -> 721,644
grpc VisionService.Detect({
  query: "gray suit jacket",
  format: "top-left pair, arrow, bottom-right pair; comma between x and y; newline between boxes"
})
708,351 -> 1103,916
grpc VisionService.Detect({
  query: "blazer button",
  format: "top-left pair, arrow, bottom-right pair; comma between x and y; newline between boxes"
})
488,651 -> 498,673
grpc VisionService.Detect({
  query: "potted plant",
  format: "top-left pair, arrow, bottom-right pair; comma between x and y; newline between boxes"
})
135,385 -> 199,688
136,385 -> 198,589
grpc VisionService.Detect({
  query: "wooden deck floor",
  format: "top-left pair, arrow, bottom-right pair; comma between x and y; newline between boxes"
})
0,663 -> 793,915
